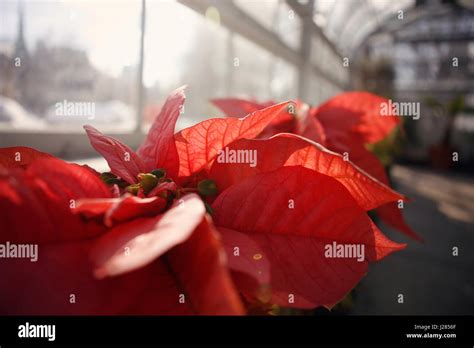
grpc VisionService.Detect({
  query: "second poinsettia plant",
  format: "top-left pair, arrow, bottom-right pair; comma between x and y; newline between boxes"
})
212,94 -> 421,241
0,86 -> 415,315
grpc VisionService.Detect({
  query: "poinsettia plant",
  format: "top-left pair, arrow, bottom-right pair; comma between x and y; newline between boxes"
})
212,94 -> 421,241
0,87 -> 411,315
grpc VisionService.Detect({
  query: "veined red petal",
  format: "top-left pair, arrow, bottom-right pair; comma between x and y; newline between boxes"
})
28,157 -> 112,200
211,98 -> 266,118
0,216 -> 244,315
74,194 -> 167,227
161,216 -> 245,315
90,194 -> 205,278
376,202 -> 421,241
345,143 -> 422,241
296,112 -> 327,145
137,86 -> 186,178
212,166 -> 405,308
84,125 -> 146,184
0,240 -> 151,314
0,169 -> 58,243
345,143 -> 390,185
209,133 -> 405,211
313,91 -> 400,145
211,98 -> 296,139
216,227 -> 271,302
0,146 -> 53,169
175,101 -> 294,179
0,158 -> 109,244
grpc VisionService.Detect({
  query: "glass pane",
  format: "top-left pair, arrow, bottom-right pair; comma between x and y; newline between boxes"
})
232,34 -> 273,101
234,0 -> 279,32
143,0 -> 229,129
234,0 -> 301,50
0,0 -> 141,132
142,0 -> 299,127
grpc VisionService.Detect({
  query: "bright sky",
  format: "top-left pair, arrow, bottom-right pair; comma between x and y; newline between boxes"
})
0,0 -> 198,87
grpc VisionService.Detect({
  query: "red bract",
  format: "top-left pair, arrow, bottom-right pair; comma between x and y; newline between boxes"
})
0,86 -> 407,314
136,86 -> 186,178
209,134 -> 405,212
0,146 -> 52,168
211,98 -> 296,138
171,93 -> 406,309
175,101 -> 293,179
314,92 -> 400,145
204,133 -> 407,308
212,166 -> 404,308
0,155 -> 243,315
212,93 -> 420,241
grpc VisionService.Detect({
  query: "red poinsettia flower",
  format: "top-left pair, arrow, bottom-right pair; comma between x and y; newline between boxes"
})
0,152 -> 242,313
1,87 -> 407,314
145,88 -> 406,309
212,93 -> 421,241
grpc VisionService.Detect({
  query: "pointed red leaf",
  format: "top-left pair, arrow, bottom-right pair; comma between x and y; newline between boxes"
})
376,202 -> 421,241
28,157 -> 112,200
216,227 -> 271,302
0,146 -> 53,169
175,101 -> 294,178
211,98 -> 266,118
0,168 -> 59,243
137,86 -> 186,178
0,216 -> 243,315
209,133 -> 405,212
1,190 -> 243,315
87,193 -> 244,314
0,238 -> 179,314
161,216 -> 245,315
74,194 -> 167,227
0,158 -> 109,244
84,125 -> 146,184
212,166 -> 405,308
313,91 -> 400,145
346,143 -> 422,241
258,111 -> 296,139
212,98 -> 297,139
90,194 -> 204,278
345,143 -> 391,185
296,112 -> 327,145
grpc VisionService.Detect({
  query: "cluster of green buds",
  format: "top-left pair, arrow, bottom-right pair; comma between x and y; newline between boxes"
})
126,169 -> 169,196
99,172 -> 128,188
99,169 -> 218,214
100,170 -> 217,197
99,169 -> 169,196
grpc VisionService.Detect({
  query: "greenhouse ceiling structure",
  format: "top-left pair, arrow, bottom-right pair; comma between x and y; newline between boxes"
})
181,0 -> 474,104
